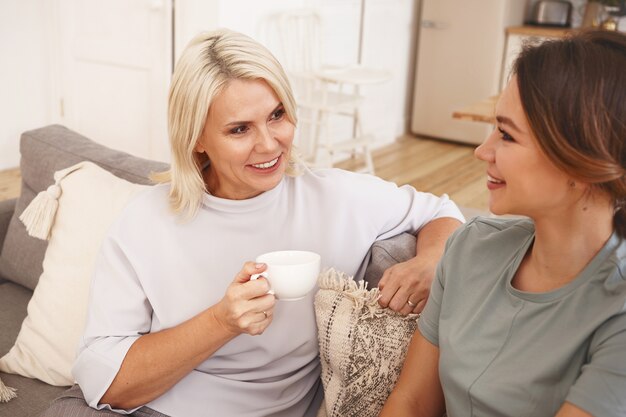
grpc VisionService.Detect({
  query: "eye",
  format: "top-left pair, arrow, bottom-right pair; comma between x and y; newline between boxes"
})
498,127 -> 514,142
270,107 -> 286,121
230,125 -> 248,135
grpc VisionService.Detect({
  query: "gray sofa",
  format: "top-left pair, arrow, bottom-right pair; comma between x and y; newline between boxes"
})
0,125 -> 419,417
0,125 -> 169,416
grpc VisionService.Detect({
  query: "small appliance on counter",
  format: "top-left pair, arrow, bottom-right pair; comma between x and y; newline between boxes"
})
528,0 -> 573,27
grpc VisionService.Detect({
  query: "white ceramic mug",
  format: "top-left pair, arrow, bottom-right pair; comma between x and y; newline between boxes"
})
252,250 -> 321,301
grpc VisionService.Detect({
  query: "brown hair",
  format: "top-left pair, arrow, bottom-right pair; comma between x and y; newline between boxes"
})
513,30 -> 626,236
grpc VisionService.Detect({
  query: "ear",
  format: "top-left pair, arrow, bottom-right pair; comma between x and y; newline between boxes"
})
194,141 -> 206,154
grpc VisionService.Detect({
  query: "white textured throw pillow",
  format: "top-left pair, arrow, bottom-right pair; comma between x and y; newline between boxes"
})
315,269 -> 419,417
0,162 -> 147,386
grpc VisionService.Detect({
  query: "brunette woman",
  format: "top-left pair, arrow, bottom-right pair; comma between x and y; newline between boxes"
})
381,30 -> 626,417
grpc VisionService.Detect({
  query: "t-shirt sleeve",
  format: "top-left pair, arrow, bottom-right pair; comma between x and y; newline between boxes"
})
565,312 -> 626,417
327,170 -> 464,240
376,184 -> 464,241
417,224 -> 467,346
72,231 -> 152,414
417,257 -> 445,346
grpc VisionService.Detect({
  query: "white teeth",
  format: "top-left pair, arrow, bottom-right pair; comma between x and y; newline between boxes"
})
487,175 -> 504,184
252,157 -> 279,169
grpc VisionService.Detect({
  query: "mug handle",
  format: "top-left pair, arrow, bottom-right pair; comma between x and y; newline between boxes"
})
250,272 -> 275,295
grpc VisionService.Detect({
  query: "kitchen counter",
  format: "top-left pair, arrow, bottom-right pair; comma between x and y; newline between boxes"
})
452,96 -> 497,124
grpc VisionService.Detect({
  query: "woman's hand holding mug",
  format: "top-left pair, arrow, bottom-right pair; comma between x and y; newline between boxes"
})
214,262 -> 276,336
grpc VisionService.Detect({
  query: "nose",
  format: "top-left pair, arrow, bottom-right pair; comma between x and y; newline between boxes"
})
474,128 -> 497,163
255,125 -> 278,152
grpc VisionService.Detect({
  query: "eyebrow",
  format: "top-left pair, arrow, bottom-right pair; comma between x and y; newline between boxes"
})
224,103 -> 284,127
495,115 -> 521,133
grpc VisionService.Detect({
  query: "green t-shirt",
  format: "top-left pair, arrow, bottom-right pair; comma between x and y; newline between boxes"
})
419,217 -> 626,417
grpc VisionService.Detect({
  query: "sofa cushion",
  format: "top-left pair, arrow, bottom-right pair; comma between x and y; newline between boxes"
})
0,372 -> 65,417
0,125 -> 168,290
0,199 -> 16,257
0,282 -> 31,357
0,162 -> 148,386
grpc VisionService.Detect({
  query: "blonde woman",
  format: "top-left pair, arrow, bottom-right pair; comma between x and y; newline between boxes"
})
42,29 -> 463,416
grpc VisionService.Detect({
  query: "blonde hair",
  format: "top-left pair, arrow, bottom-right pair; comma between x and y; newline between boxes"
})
153,28 -> 301,219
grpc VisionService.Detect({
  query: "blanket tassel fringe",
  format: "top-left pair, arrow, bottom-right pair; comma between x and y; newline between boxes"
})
318,268 -> 382,317
317,268 -> 419,320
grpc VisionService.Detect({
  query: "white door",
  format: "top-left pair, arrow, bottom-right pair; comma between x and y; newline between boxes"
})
410,0 -> 522,145
53,0 -> 172,162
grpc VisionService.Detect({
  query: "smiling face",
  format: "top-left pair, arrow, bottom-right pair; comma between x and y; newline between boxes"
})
195,78 -> 295,200
474,77 -> 580,218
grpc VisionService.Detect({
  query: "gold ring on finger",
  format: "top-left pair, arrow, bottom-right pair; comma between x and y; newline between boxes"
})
263,311 -> 268,319
407,299 -> 416,308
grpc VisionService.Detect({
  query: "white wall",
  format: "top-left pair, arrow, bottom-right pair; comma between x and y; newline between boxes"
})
175,0 -> 310,59
218,0 -> 419,147
359,0 -> 417,142
174,0 -> 219,61
0,0 -> 51,170
1,0 -> 416,170
176,0 -> 417,150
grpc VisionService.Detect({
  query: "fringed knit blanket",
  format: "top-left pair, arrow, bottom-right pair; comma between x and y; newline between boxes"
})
314,268 -> 419,417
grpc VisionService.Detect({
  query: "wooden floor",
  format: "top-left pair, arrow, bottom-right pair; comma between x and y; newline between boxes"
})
0,135 -> 489,212
0,167 -> 20,202
336,135 -> 489,212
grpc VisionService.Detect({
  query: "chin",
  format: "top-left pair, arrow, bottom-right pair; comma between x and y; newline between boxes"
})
258,172 -> 285,192
488,200 -> 508,216
489,203 -> 526,218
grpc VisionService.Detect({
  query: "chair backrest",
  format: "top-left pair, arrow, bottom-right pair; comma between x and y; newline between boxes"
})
261,9 -> 364,167
262,9 -> 327,164
270,9 -> 323,75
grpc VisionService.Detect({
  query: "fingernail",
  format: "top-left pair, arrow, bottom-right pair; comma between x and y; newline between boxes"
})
255,263 -> 264,269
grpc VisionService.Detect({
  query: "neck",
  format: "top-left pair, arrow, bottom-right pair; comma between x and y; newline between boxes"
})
518,195 -> 614,291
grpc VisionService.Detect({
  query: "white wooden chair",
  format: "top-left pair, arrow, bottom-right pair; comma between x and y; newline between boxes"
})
264,9 -> 391,174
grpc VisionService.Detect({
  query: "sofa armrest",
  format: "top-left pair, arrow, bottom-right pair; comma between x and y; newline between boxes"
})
0,198 -> 16,252
355,232 -> 417,288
